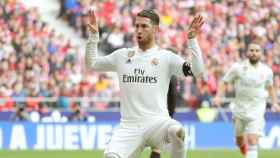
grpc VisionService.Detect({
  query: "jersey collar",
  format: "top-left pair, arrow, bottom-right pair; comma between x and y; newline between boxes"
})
135,45 -> 159,55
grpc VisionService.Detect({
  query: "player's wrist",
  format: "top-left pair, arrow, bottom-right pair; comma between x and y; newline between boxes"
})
187,31 -> 196,39
88,32 -> 99,43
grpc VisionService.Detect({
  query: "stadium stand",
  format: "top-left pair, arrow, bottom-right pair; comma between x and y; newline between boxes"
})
60,0 -> 280,109
0,0 -> 118,111
0,0 -> 279,112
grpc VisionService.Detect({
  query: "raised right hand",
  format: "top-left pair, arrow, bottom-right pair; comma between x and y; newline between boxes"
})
87,9 -> 99,33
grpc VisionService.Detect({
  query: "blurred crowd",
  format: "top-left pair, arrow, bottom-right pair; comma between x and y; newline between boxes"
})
0,0 -> 119,112
0,0 -> 280,113
59,0 -> 280,109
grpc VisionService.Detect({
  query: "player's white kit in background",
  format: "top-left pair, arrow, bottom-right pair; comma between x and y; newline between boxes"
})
223,60 -> 273,136
85,33 -> 204,158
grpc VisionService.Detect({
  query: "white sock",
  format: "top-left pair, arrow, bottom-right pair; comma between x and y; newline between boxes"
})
167,125 -> 186,158
246,145 -> 258,158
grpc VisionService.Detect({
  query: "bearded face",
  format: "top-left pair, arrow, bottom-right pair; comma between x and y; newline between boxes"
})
247,44 -> 262,65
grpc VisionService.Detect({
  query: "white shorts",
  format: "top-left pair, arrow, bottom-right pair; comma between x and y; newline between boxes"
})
233,116 -> 265,137
104,117 -> 183,158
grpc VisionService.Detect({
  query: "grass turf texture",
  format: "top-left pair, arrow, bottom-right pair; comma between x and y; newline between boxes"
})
0,149 -> 279,158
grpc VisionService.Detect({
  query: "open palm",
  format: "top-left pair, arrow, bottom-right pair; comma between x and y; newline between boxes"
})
187,15 -> 204,38
87,9 -> 99,33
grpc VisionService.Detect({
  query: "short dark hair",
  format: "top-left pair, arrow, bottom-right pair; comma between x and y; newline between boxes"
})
137,9 -> 160,25
246,39 -> 262,52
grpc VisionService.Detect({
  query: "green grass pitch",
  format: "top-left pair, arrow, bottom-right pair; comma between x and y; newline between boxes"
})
0,149 -> 279,158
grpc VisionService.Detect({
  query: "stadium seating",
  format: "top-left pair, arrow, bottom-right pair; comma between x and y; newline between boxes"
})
59,0 -> 280,109
0,0 -> 279,112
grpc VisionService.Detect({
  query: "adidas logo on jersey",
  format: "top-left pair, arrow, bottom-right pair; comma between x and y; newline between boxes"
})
126,58 -> 132,63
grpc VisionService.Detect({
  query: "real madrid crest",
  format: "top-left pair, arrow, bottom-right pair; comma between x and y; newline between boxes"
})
151,58 -> 159,66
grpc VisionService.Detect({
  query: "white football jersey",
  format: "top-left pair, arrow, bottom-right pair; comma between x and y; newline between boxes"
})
85,34 -> 204,122
223,60 -> 273,119
92,46 -> 186,121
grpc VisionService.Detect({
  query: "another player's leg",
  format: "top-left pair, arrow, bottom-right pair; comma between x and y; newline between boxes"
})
149,148 -> 161,158
167,124 -> 185,158
233,117 -> 247,155
245,134 -> 258,158
244,118 -> 264,158
236,136 -> 247,155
